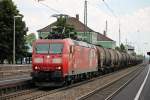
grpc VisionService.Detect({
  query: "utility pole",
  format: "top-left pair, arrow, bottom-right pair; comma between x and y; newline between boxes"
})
13,15 -> 22,64
84,0 -> 87,41
105,20 -> 107,35
119,21 -> 121,46
125,38 -> 128,45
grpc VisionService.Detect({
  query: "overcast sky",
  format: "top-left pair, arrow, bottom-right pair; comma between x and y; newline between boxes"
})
12,0 -> 150,55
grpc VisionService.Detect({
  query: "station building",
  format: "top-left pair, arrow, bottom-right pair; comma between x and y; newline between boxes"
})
37,14 -> 116,49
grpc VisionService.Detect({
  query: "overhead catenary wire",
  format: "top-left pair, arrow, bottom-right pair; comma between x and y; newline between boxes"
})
102,0 -> 117,17
38,2 -> 60,13
35,0 -> 61,13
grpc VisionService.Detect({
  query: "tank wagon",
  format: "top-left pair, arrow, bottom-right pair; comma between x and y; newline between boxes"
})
31,38 -> 143,86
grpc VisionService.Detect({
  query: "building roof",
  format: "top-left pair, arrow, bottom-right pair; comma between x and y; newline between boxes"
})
97,32 -> 114,41
37,17 -> 94,32
37,22 -> 55,32
37,15 -> 115,42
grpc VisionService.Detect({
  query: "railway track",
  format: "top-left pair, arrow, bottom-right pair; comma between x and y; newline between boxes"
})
0,77 -> 32,96
1,63 -> 145,100
0,73 -> 109,100
78,64 -> 145,100
0,88 -> 38,100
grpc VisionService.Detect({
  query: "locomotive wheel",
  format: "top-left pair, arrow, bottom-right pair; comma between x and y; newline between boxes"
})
98,70 -> 103,75
66,80 -> 74,85
64,76 -> 74,86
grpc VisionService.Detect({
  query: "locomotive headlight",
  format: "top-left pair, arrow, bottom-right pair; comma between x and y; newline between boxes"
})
34,58 -> 43,63
47,55 -> 50,58
52,58 -> 62,63
56,66 -> 61,70
35,66 -> 38,70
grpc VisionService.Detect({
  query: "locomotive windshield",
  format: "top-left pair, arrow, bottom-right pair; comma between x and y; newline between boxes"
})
35,44 -> 49,54
35,43 -> 63,54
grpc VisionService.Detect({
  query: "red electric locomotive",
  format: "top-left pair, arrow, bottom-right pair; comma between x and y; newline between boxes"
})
31,38 -> 97,86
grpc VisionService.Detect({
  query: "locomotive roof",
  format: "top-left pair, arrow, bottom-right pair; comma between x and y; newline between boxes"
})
34,38 -> 96,49
73,40 -> 96,49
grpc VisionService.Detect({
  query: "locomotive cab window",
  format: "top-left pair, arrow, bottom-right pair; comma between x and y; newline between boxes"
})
49,43 -> 63,54
35,43 -> 63,54
35,43 -> 49,54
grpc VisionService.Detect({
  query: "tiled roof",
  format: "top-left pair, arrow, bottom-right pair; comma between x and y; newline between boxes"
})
65,17 -> 94,32
37,22 -> 56,32
97,32 -> 114,41
37,17 -> 94,32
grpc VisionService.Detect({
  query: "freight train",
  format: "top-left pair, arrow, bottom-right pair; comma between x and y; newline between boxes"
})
31,38 -> 143,86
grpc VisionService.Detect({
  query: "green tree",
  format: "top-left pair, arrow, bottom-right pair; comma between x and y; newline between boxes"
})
115,43 -> 126,53
115,46 -> 120,51
25,33 -> 36,46
120,43 -> 126,53
0,0 -> 27,63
